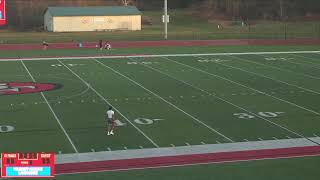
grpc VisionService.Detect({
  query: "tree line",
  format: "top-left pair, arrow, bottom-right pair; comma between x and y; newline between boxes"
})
5,0 -> 320,30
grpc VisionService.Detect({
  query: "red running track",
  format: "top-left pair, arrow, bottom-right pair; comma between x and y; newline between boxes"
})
0,146 -> 320,177
0,39 -> 319,51
54,146 -> 320,174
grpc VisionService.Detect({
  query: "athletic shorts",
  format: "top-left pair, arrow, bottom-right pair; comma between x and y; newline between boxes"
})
106,118 -> 114,124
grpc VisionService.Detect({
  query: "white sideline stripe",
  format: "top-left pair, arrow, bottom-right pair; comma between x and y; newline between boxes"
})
209,56 -> 320,95
55,137 -> 320,164
94,58 -> 234,143
163,57 -> 319,144
1,51 -> 320,62
240,55 -> 320,80
57,59 -> 159,148
20,60 -> 79,153
168,57 -> 320,117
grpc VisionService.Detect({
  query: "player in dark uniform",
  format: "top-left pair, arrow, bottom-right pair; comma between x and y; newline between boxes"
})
98,40 -> 103,50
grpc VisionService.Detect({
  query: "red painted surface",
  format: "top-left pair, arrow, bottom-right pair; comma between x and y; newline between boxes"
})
0,39 -> 319,51
0,0 -> 6,26
55,146 -> 320,174
0,82 -> 61,95
0,146 -> 320,177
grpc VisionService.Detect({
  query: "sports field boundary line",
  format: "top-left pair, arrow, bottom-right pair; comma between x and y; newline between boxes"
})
94,58 -> 235,143
199,56 -> 320,95
140,62 -> 319,145
165,57 -> 320,117
57,59 -> 160,148
1,51 -> 320,62
20,60 -> 79,153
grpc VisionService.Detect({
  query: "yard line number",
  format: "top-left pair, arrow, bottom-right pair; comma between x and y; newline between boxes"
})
197,59 -> 229,63
0,125 -> 15,133
127,62 -> 158,65
234,112 -> 284,119
51,64 -> 85,67
264,57 -> 294,61
115,118 -> 164,127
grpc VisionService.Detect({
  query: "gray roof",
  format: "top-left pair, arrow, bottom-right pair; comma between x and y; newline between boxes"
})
46,6 -> 141,17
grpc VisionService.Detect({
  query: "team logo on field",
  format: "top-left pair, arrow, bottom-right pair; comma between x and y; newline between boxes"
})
0,82 -> 62,95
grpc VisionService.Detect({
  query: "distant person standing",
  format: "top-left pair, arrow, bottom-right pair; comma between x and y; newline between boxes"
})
106,106 -> 115,135
42,41 -> 49,50
98,40 -> 103,50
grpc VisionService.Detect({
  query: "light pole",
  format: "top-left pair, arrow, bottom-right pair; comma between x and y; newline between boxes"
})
164,0 -> 168,40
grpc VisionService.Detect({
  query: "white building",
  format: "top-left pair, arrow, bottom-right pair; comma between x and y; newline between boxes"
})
44,6 -> 142,32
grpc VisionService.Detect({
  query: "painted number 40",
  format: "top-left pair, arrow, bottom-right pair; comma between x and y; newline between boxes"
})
114,118 -> 164,126
234,112 -> 284,119
115,118 -> 163,126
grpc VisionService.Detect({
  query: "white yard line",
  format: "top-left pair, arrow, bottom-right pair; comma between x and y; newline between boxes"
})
94,58 -> 234,143
165,57 -> 320,117
141,62 -> 317,145
20,60 -> 79,153
57,59 -> 159,148
290,54 -> 320,67
282,58 -> 320,70
236,55 -> 320,80
257,53 -> 320,71
1,51 -> 320,62
278,54 -> 320,70
201,56 -> 320,95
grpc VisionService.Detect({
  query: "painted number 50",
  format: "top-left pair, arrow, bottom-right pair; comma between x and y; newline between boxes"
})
234,112 -> 284,119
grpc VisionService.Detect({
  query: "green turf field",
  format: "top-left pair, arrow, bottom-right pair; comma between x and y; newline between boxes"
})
0,45 -> 320,179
